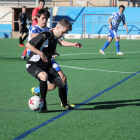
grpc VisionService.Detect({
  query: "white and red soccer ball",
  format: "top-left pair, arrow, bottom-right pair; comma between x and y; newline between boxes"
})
28,96 -> 44,111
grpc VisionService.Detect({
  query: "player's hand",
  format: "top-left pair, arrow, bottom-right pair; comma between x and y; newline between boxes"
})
74,42 -> 82,49
52,51 -> 60,58
109,25 -> 112,29
126,28 -> 129,32
40,53 -> 48,63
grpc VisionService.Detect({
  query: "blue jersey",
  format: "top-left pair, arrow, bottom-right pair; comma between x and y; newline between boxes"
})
28,24 -> 61,72
111,12 -> 125,32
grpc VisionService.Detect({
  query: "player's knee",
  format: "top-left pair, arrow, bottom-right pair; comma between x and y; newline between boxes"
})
38,72 -> 48,81
108,38 -> 112,42
48,83 -> 56,91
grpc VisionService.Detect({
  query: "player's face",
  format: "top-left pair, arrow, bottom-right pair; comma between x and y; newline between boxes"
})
56,26 -> 68,39
37,14 -> 48,28
22,7 -> 26,13
39,2 -> 44,9
119,7 -> 124,14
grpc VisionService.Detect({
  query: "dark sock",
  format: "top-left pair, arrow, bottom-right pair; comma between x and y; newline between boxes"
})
22,35 -> 28,42
19,37 -> 22,44
58,86 -> 67,107
39,80 -> 47,105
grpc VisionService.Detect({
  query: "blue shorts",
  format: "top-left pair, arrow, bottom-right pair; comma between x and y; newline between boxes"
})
108,29 -> 118,38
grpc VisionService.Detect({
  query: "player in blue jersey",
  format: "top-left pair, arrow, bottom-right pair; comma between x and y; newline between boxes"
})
28,9 -> 82,108
99,5 -> 129,55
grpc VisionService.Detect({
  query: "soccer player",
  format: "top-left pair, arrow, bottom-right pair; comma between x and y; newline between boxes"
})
99,5 -> 129,55
26,19 -> 82,112
20,0 -> 45,61
18,6 -> 28,48
32,0 -> 45,26
29,9 -> 81,108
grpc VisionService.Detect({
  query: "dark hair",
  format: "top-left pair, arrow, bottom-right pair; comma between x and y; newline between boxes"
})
22,6 -> 26,9
119,5 -> 125,9
57,19 -> 72,31
39,0 -> 45,3
37,8 -> 50,19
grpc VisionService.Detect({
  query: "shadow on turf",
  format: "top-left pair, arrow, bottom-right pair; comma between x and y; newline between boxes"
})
74,99 -> 140,110
0,57 -> 25,61
57,57 -> 126,61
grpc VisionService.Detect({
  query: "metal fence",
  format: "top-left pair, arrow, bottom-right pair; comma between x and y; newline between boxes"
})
0,21 -> 140,39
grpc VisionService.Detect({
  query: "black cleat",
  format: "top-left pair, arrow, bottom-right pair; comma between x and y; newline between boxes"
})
63,103 -> 74,110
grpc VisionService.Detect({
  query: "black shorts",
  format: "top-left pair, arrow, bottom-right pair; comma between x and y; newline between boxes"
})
20,26 -> 28,34
26,64 -> 59,83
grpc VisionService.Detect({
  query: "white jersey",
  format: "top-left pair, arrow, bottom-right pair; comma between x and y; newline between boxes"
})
111,12 -> 125,32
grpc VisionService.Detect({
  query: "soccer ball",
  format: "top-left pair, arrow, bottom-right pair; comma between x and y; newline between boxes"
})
28,96 -> 44,111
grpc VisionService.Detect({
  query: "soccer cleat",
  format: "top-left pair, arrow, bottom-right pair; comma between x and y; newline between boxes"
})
63,103 -> 74,110
99,49 -> 106,55
31,87 -> 39,96
19,44 -> 25,47
20,53 -> 26,61
117,52 -> 124,55
61,102 -> 75,107
40,105 -> 47,113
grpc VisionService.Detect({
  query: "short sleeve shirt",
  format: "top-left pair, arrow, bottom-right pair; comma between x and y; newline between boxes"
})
18,12 -> 27,26
32,7 -> 40,26
111,12 -> 125,32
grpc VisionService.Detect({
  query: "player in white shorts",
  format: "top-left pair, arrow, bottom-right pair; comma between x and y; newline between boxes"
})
99,5 -> 129,55
28,9 -> 82,107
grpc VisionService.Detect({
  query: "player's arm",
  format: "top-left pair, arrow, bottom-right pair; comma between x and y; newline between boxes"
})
32,9 -> 37,21
30,33 -> 39,39
109,17 -> 112,29
123,22 -> 129,32
18,14 -> 21,32
58,39 -> 82,49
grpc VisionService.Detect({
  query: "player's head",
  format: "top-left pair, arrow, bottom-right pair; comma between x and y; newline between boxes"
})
119,5 -> 125,14
39,0 -> 45,9
54,19 -> 72,39
22,6 -> 26,13
37,8 -> 50,27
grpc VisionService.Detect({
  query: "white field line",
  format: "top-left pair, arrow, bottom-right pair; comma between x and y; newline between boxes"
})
60,51 -> 140,56
58,51 -> 139,74
59,65 -> 137,74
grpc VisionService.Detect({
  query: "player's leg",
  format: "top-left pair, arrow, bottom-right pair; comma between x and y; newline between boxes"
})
52,77 -> 73,110
31,82 -> 56,96
114,37 -> 124,55
58,70 -> 75,107
21,48 -> 27,61
22,30 -> 28,45
99,29 -> 113,55
26,64 -> 48,113
19,33 -> 25,47
37,71 -> 48,112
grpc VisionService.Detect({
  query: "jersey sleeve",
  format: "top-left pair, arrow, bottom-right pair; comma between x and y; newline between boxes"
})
122,15 -> 126,23
29,34 -> 44,49
30,26 -> 37,34
32,8 -> 38,17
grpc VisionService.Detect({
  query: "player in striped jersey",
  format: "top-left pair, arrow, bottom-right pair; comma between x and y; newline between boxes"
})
99,5 -> 129,55
28,9 -> 82,108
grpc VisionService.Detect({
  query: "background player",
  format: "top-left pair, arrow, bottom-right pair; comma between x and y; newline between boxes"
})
99,5 -> 129,55
18,6 -> 28,48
